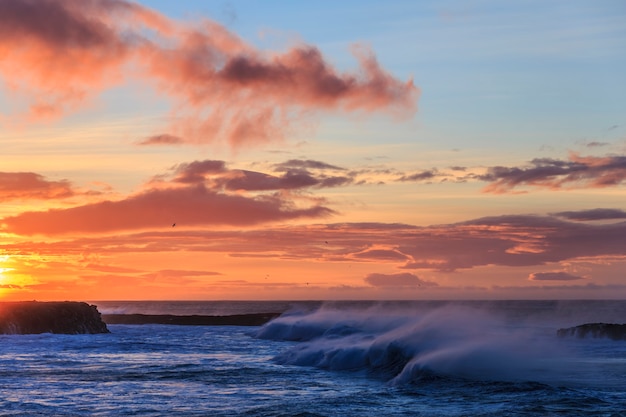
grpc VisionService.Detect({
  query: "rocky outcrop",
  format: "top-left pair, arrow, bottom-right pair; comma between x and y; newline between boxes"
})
103,312 -> 281,326
557,323 -> 626,341
0,301 -> 110,334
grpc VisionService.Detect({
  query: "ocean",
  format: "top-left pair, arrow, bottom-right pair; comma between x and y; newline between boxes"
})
0,300 -> 625,416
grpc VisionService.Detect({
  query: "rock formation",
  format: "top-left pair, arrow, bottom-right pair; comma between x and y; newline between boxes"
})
557,323 -> 626,341
0,301 -> 110,334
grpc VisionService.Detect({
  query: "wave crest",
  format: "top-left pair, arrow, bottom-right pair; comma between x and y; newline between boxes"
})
256,304 -> 557,384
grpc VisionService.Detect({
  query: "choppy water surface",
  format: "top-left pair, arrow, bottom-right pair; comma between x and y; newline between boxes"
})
1,300 -> 625,416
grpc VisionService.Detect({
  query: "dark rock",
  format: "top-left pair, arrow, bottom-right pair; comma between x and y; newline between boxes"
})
0,301 -> 110,334
557,323 -> 626,341
102,312 -> 281,326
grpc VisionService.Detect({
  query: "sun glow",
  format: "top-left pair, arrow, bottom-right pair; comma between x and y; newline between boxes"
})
0,255 -> 14,278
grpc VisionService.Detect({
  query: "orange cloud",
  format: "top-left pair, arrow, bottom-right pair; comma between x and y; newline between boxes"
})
0,172 -> 76,201
5,213 -> 624,273
1,184 -> 334,235
0,0 -> 417,146
0,159 -> 361,236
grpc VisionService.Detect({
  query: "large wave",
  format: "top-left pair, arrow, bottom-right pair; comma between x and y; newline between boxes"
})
256,302 -> 599,385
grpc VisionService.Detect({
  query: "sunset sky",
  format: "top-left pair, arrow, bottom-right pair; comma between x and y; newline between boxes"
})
1,0 -> 625,301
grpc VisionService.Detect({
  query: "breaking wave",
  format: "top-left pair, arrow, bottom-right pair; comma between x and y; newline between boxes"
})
256,302 -> 613,386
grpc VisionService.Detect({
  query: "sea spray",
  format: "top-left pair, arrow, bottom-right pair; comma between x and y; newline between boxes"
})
256,303 -> 568,384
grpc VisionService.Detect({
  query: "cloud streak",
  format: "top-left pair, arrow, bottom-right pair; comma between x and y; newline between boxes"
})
478,153 -> 626,193
393,152 -> 626,192
364,272 -> 437,287
0,0 -> 417,146
553,208 -> 626,221
6,213 -> 624,274
528,272 -> 584,281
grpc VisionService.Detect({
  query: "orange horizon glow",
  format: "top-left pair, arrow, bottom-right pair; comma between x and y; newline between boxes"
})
1,1 -> 625,301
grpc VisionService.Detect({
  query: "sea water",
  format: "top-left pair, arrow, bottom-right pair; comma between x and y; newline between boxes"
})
1,300 -> 625,416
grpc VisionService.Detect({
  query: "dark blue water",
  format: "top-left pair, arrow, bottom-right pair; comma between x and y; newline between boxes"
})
1,300 -> 625,416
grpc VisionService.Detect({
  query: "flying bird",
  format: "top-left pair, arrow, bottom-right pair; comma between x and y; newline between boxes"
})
172,223 -> 176,227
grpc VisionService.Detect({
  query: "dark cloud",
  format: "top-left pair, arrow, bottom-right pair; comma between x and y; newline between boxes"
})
273,159 -> 346,172
223,170 -> 320,191
139,134 -> 185,146
553,208 -> 626,221
364,272 -> 437,287
317,176 -> 353,188
169,159 -> 353,191
172,160 -> 227,183
528,272 -> 584,281
378,152 -> 626,192
585,141 -> 609,148
478,153 -> 626,193
398,169 -> 441,182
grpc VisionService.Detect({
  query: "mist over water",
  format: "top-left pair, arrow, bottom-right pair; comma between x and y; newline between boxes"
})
256,301 -> 626,387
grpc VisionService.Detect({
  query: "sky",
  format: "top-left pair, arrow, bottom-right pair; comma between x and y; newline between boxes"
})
0,0 -> 625,301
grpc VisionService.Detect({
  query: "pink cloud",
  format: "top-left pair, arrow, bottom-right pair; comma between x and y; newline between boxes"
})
0,0 -> 417,146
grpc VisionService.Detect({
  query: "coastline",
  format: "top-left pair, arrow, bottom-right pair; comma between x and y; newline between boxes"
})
102,312 -> 281,326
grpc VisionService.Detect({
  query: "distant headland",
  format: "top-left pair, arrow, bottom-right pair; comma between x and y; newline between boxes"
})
0,301 -> 282,334
101,312 -> 281,326
557,323 -> 626,341
0,301 -> 110,335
